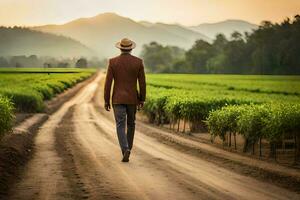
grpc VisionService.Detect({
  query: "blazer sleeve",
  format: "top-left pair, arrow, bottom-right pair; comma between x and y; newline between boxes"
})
138,60 -> 146,102
104,59 -> 113,104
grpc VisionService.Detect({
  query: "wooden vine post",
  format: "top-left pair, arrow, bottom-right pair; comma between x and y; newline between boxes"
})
182,119 -> 186,133
234,132 -> 237,150
259,137 -> 262,158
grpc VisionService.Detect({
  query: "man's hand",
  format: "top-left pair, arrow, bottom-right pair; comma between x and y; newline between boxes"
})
105,103 -> 111,111
137,101 -> 144,111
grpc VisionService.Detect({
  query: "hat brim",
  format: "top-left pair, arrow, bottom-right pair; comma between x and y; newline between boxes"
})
115,41 -> 136,50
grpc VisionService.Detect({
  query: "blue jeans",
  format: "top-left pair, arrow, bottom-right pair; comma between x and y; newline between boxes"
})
112,104 -> 137,154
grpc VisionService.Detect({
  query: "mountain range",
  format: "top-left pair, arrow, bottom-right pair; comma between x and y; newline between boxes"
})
0,13 -> 258,58
33,13 -> 208,58
33,13 -> 258,58
189,19 -> 258,39
0,27 -> 93,57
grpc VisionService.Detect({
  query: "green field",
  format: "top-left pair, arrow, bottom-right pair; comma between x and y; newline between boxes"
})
147,74 -> 300,96
0,68 -> 96,73
0,68 -> 96,137
144,74 -> 300,161
145,74 -> 300,122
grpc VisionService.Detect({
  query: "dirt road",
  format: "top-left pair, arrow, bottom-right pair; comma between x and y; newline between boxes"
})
7,73 -> 300,200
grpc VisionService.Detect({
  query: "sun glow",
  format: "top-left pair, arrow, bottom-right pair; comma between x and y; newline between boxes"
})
0,0 -> 299,26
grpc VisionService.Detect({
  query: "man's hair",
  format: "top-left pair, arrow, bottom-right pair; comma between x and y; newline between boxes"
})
121,49 -> 132,53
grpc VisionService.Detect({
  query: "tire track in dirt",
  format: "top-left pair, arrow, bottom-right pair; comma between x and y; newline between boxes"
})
67,103 -> 201,200
54,105 -> 90,199
88,105 -> 233,200
7,110 -> 72,200
7,74 -> 103,200
59,105 -> 140,200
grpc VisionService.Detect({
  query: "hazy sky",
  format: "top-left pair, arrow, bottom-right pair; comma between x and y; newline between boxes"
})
0,0 -> 300,26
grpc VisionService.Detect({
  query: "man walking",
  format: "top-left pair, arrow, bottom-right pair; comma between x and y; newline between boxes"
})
104,38 -> 146,162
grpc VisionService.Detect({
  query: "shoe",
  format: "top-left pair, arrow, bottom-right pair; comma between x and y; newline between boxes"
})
122,149 -> 130,162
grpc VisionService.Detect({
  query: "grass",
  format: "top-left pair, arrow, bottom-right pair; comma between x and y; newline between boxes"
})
147,74 -> 300,95
144,73 -> 300,129
0,67 -> 96,73
0,68 -> 96,112
0,96 -> 14,138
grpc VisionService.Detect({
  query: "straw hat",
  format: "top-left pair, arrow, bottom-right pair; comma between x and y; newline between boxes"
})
115,38 -> 136,50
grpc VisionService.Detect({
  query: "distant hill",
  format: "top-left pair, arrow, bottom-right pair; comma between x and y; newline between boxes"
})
190,20 -> 258,39
142,22 -> 211,42
0,27 -> 93,57
33,13 -> 210,58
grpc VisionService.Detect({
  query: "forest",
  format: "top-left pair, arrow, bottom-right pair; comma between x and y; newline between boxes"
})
0,55 -> 106,68
141,15 -> 300,75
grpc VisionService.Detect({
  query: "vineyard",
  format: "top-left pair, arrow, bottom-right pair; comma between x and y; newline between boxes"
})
143,74 -> 300,164
0,68 -> 95,138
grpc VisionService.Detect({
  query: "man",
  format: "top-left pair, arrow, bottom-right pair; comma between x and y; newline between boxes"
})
104,38 -> 146,162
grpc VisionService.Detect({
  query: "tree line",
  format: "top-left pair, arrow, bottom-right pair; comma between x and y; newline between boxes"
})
0,55 -> 106,68
141,15 -> 300,74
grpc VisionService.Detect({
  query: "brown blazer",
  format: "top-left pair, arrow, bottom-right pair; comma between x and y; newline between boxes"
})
104,53 -> 146,105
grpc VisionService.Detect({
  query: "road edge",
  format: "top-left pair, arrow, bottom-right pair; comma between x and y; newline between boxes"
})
136,121 -> 300,193
0,71 -> 98,197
